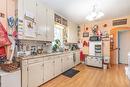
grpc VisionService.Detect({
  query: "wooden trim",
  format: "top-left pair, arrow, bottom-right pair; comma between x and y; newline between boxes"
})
110,27 -> 130,65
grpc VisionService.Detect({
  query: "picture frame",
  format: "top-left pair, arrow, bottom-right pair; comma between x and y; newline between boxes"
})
83,32 -> 89,37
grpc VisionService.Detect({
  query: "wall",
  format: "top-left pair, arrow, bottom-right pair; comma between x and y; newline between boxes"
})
80,15 -> 130,41
80,15 -> 130,64
0,0 -> 16,31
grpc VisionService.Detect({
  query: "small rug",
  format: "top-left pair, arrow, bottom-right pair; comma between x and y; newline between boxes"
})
62,68 -> 80,78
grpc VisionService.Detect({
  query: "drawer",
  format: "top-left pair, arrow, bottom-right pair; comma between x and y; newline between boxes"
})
22,60 -> 28,66
28,58 -> 43,64
59,54 -> 66,57
44,56 -> 54,61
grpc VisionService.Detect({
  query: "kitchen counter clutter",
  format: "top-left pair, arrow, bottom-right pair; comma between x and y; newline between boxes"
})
19,50 -> 79,60
20,50 -> 80,87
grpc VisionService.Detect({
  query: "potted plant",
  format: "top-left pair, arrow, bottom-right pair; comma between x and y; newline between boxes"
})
52,39 -> 61,52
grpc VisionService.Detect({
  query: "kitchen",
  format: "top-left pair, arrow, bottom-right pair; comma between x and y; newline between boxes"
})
0,0 -> 130,87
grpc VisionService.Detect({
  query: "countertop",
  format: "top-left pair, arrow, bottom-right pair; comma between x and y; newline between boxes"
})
18,50 -> 80,60
0,69 -> 21,76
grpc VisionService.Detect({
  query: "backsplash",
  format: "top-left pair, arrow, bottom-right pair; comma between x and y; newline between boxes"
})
16,40 -> 52,57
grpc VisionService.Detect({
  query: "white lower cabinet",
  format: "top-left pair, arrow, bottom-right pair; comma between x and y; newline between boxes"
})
54,56 -> 62,77
0,70 -> 21,87
21,60 -> 28,87
62,54 -> 69,72
21,52 -> 75,87
74,51 -> 80,65
28,62 -> 44,87
62,53 -> 74,72
44,57 -> 54,83
67,53 -> 74,69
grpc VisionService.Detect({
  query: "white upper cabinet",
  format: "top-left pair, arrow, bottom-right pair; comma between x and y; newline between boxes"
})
18,0 -> 54,41
67,21 -> 78,43
36,0 -> 47,41
46,8 -> 54,42
23,0 -> 36,17
23,0 -> 37,39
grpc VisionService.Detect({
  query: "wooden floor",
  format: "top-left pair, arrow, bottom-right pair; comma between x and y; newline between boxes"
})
41,64 -> 130,87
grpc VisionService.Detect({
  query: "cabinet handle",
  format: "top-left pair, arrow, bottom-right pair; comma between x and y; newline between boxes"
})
27,67 -> 28,71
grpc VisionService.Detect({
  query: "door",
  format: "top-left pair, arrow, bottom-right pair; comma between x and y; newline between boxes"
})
28,62 -> 44,87
119,30 -> 130,64
44,57 -> 54,83
54,56 -> 62,77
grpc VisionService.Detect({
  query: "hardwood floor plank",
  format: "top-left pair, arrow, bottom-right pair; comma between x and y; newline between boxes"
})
41,64 -> 130,87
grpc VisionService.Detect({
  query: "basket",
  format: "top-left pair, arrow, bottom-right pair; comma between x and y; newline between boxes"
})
1,63 -> 19,72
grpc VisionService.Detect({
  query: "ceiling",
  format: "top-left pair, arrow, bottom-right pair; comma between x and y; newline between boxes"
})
42,0 -> 130,24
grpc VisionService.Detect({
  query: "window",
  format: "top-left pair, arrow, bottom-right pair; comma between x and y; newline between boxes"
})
53,24 -> 64,46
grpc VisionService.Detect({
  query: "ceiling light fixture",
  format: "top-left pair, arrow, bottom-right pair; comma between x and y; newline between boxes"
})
86,4 -> 104,21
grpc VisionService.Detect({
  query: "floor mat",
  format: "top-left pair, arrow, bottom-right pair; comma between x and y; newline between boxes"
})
62,68 -> 80,78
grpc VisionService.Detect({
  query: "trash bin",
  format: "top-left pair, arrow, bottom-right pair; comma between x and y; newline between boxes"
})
103,64 -> 107,69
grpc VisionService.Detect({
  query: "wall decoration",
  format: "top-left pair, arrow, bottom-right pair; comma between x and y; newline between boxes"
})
86,27 -> 88,31
83,32 -> 89,37
113,18 -> 127,26
24,20 -> 36,38
103,24 -> 107,27
7,16 -> 15,35
101,31 -> 109,38
91,25 -> 98,35
0,12 -> 5,18
7,16 -> 15,28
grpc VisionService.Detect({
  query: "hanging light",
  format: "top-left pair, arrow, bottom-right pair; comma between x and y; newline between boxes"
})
86,4 -> 104,21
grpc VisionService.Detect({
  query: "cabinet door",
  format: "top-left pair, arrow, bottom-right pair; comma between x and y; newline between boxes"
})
54,56 -> 62,77
23,0 -> 37,39
23,0 -> 36,17
67,21 -> 78,43
1,70 -> 21,87
62,55 -> 69,72
44,58 -> 54,83
28,62 -> 44,87
68,54 -> 74,69
75,52 -> 80,65
21,60 -> 28,87
46,8 -> 54,41
36,0 -> 47,41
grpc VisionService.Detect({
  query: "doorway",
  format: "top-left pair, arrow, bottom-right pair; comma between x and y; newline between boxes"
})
118,30 -> 130,64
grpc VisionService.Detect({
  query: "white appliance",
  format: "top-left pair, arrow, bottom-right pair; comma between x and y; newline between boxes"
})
85,41 -> 103,68
0,70 -> 21,87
